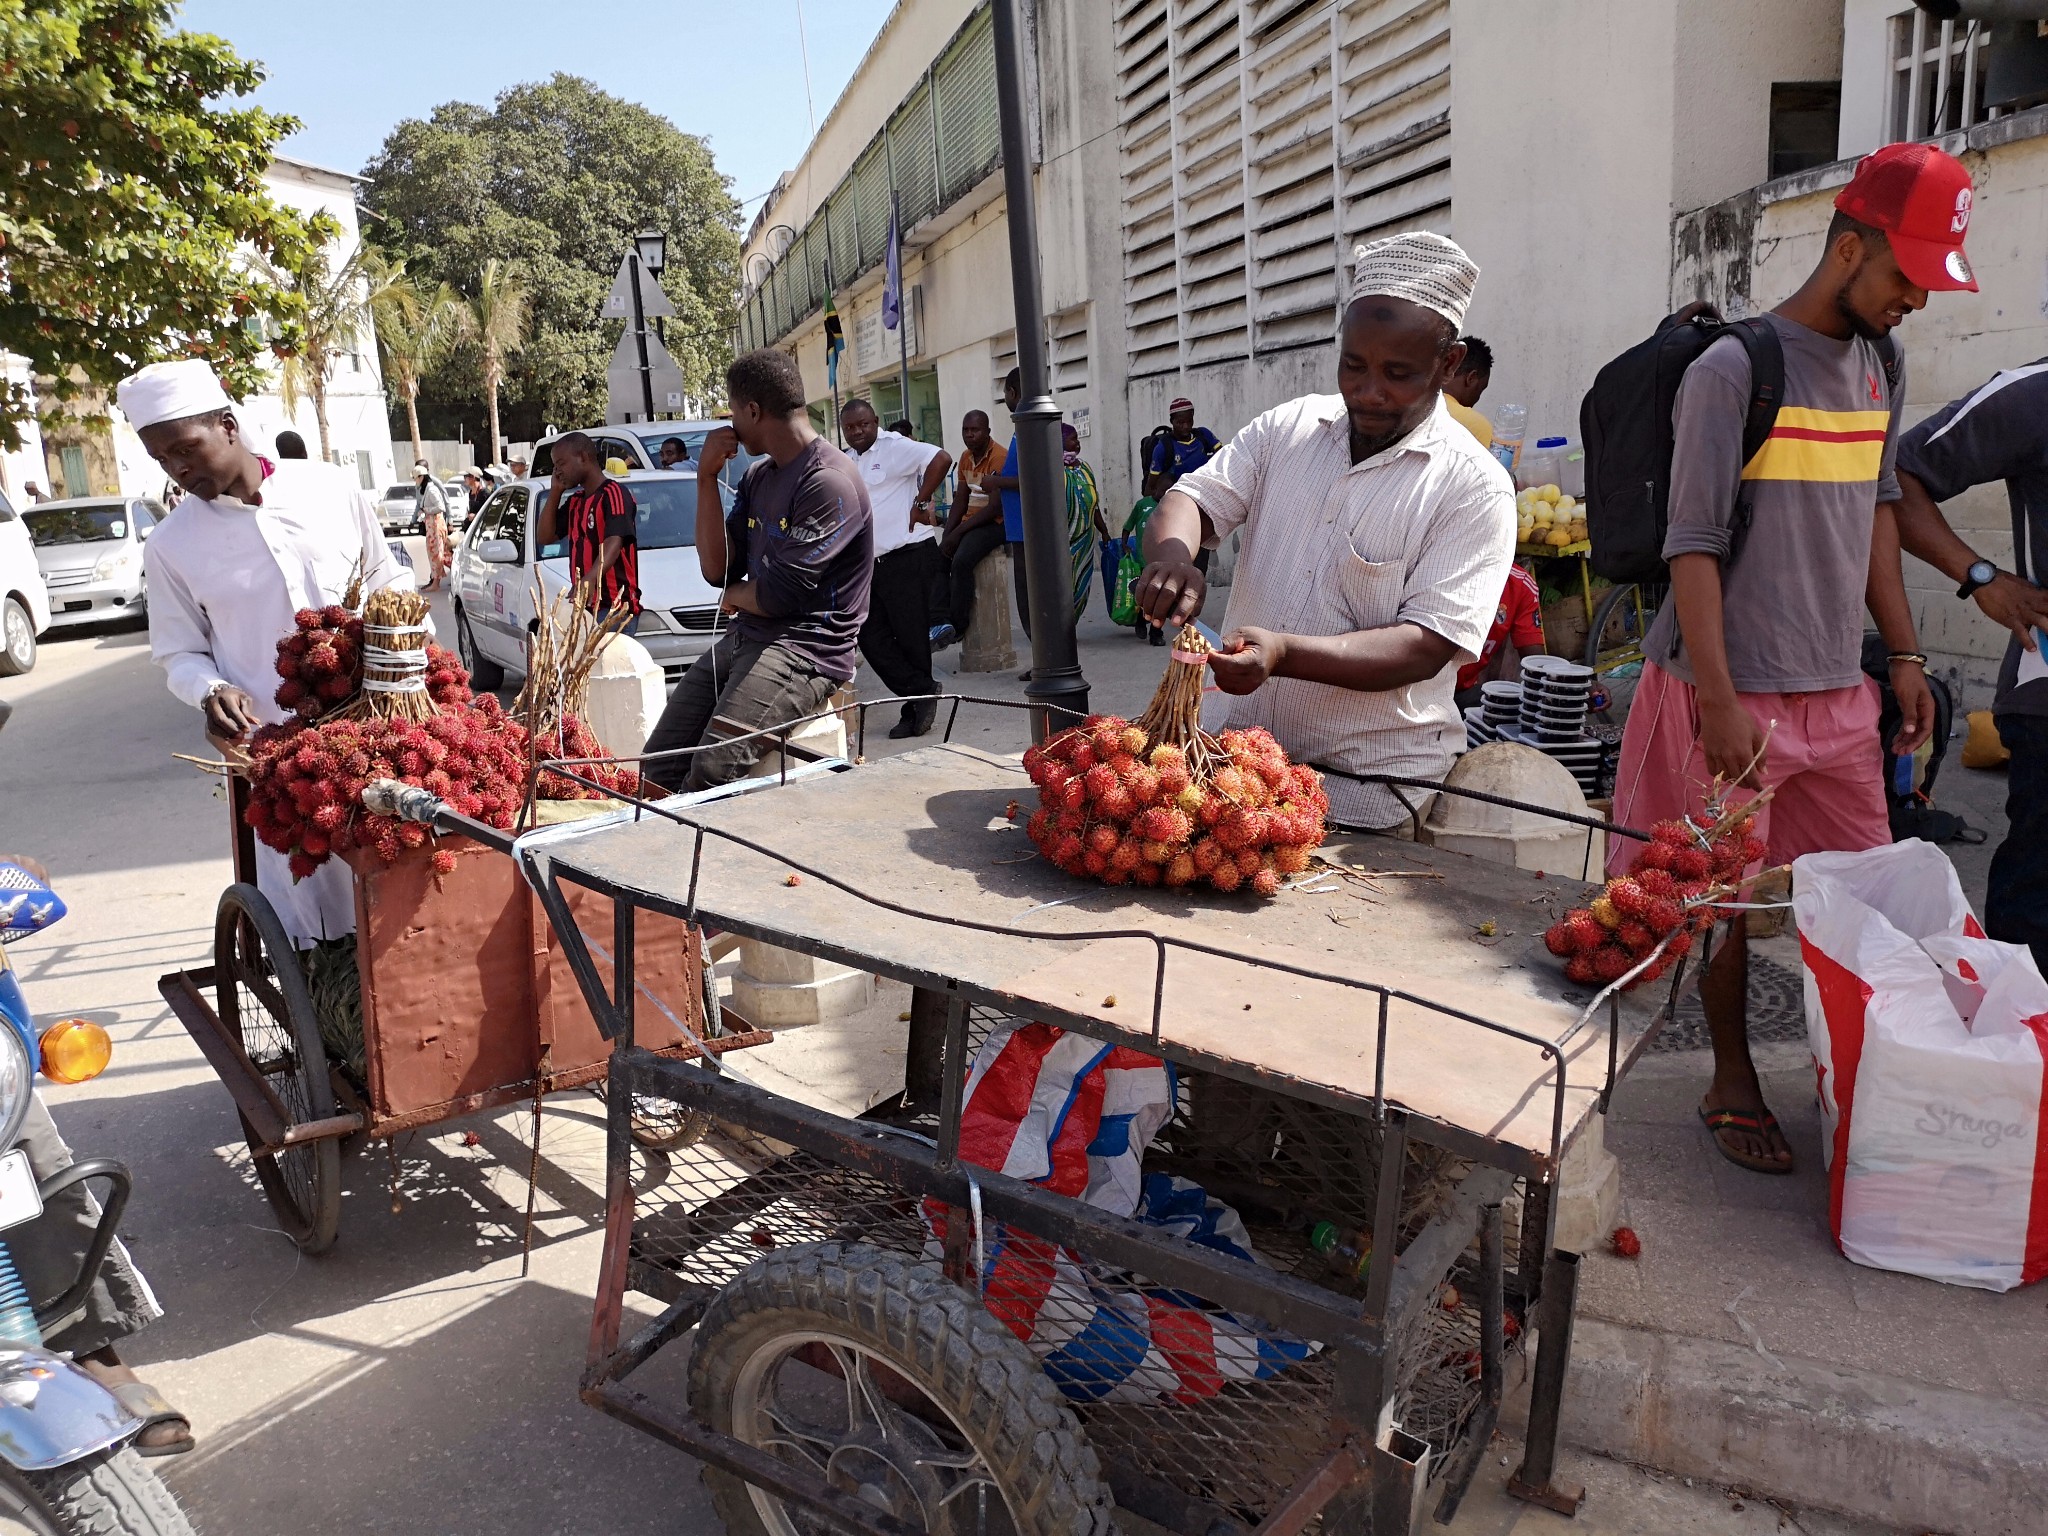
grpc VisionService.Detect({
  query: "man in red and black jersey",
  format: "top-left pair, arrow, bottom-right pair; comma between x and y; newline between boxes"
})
539,431 -> 640,618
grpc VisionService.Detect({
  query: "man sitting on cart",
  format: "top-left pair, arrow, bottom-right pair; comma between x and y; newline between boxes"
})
122,359 -> 420,944
1133,230 -> 1516,833
641,349 -> 873,793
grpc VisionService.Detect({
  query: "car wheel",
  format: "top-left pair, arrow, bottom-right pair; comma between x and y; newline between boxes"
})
0,596 -> 36,677
455,604 -> 505,691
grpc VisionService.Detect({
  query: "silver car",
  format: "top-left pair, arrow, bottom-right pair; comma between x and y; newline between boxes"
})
21,496 -> 156,629
374,484 -> 422,534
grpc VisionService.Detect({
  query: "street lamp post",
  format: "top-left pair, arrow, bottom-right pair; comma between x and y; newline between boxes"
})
629,229 -> 667,422
991,0 -> 1088,736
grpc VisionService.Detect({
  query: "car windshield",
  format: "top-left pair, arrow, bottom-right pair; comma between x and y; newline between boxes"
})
537,477 -> 732,558
24,503 -> 127,545
384,486 -> 418,500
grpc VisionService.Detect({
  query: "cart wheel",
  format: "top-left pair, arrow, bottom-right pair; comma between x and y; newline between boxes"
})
215,884 -> 342,1254
688,1242 -> 1112,1536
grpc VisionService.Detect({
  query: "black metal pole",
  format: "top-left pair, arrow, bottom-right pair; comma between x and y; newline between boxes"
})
630,251 -> 655,422
991,0 -> 1087,739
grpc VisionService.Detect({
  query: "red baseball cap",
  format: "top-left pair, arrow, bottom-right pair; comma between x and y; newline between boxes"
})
1834,142 -> 1978,292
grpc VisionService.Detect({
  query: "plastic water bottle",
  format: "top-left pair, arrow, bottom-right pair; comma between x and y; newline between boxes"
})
1518,437 -> 1568,494
1309,1220 -> 1373,1281
1490,404 -> 1526,475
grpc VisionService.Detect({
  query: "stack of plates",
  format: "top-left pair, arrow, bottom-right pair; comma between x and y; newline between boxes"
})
1494,719 -> 1606,796
1464,707 -> 1497,750
1518,656 -> 1595,742
1479,680 -> 1523,729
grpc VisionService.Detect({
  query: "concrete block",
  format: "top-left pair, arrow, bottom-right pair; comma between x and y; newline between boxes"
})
961,547 -> 1017,673
739,696 -> 849,780
730,937 -> 874,1027
582,631 -> 665,757
1551,1110 -> 1622,1255
1506,1318 -> 2048,1536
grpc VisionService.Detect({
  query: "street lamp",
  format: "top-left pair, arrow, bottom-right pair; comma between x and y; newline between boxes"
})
635,228 -> 667,277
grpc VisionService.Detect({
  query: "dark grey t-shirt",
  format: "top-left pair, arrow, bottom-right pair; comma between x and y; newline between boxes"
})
1895,360 -> 2048,719
723,436 -> 874,682
1644,313 -> 1905,693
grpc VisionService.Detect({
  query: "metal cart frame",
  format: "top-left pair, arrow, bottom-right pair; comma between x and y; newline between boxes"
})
368,699 -> 1682,1536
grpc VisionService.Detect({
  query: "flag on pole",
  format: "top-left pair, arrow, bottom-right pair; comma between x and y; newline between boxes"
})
823,290 -> 845,390
882,200 -> 903,331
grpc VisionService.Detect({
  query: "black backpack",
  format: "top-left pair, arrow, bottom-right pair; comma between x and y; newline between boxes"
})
1578,308 -> 1784,584
1580,307 -> 1903,586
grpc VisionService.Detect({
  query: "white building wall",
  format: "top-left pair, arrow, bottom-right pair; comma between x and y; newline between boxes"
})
0,355 -> 49,504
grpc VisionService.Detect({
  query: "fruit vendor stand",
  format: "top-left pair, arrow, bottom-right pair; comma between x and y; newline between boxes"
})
360,690 -> 1699,1536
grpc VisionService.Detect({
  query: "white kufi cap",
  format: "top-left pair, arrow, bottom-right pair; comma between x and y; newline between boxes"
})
1348,231 -> 1479,331
115,359 -> 234,431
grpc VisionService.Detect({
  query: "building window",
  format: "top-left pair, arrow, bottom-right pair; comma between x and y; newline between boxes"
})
1889,9 -> 1994,142
1769,82 -> 1842,178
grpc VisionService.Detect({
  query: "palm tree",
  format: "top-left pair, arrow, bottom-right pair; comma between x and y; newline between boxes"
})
368,256 -> 461,471
268,243 -> 400,461
460,259 -> 529,465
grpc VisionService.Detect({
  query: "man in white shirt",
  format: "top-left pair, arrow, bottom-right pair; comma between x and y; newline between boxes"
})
1136,231 -> 1515,831
843,399 -> 954,738
120,359 -> 417,942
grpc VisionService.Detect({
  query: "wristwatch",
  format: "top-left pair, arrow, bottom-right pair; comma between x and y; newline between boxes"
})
1958,559 -> 1998,599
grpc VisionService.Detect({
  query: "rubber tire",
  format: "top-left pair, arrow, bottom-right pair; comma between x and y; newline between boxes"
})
3,1447 -> 196,1535
0,597 -> 36,677
215,883 -> 342,1254
1584,580 -> 1655,723
688,1242 -> 1113,1536
454,604 -> 505,691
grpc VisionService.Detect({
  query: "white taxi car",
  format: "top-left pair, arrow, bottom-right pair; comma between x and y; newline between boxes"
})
21,495 -> 157,631
0,488 -> 52,676
449,469 -> 733,690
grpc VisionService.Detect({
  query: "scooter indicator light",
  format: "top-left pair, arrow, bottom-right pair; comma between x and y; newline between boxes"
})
38,1020 -> 111,1085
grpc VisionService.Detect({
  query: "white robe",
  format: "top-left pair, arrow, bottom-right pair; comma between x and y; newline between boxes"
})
144,460 -> 418,943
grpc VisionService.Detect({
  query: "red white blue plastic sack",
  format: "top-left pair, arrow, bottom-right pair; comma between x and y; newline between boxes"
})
1794,840 -> 2048,1290
924,1019 -> 1317,1401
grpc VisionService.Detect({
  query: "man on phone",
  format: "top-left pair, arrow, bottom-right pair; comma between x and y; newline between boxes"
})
537,431 -> 640,621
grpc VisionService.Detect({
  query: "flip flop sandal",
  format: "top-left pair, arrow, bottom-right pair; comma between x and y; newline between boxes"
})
109,1380 -> 195,1457
1698,1104 -> 1794,1176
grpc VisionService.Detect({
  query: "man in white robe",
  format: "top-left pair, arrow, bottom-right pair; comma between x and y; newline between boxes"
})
120,360 -> 417,942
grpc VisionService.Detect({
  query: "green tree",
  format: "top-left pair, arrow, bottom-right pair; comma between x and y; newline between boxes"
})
456,258 -> 528,464
0,0 -> 330,448
266,242 -> 400,461
368,256 -> 461,471
362,74 -> 740,438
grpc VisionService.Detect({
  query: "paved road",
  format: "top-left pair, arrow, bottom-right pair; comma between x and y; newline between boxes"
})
0,569 -> 1905,1536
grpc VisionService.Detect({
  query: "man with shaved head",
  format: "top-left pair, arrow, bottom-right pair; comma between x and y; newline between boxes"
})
1136,230 -> 1515,834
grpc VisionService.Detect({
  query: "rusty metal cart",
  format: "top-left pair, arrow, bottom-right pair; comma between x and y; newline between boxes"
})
369,731 -> 1680,1536
155,773 -> 770,1254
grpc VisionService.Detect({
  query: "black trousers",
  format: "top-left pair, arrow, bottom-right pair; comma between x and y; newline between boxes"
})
860,541 -> 939,726
944,519 -> 1006,636
1988,714 -> 2048,972
1008,540 -> 1032,640
642,630 -> 841,794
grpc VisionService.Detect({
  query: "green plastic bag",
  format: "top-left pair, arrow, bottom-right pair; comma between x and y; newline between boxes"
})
1108,497 -> 1156,626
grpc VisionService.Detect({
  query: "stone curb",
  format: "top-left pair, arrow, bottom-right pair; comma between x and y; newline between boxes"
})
1505,1318 -> 2047,1535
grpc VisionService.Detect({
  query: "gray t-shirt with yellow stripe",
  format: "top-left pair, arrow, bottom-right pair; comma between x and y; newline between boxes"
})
1645,312 -> 1905,694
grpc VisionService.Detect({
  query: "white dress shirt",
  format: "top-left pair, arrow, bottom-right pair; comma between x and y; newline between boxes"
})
1177,394 -> 1516,829
853,431 -> 944,557
145,458 -> 417,942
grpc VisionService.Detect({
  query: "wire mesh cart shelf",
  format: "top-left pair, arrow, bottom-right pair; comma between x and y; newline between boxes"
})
379,738 -> 1679,1535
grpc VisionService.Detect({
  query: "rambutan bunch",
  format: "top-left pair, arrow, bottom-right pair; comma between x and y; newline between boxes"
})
530,711 -> 643,800
1542,790 -> 1774,990
1019,649 -> 1326,897
274,605 -> 363,721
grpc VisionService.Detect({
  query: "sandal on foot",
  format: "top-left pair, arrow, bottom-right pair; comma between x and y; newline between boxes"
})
110,1381 -> 195,1457
1698,1104 -> 1794,1176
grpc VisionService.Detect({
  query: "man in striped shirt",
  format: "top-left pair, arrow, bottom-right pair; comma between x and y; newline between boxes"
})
1611,143 -> 1966,1175
1135,231 -> 1516,833
539,430 -> 640,620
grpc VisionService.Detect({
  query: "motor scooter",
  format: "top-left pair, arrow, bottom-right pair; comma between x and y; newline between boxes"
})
0,700 -> 194,1534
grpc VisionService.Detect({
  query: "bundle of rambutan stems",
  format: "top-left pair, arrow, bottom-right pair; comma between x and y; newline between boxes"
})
1135,624 -> 1224,777
350,587 -> 435,722
515,583 -> 631,740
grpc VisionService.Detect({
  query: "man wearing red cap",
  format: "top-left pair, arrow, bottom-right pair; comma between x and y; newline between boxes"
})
1144,396 -> 1221,503
1610,142 -> 1974,1175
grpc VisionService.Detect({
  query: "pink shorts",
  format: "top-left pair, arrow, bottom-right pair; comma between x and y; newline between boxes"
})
1605,662 -> 1888,880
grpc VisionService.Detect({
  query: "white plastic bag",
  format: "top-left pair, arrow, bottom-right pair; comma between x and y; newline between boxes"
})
1794,840 -> 2048,1291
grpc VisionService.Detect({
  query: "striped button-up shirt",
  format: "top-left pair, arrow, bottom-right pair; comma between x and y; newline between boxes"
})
1177,394 -> 1516,828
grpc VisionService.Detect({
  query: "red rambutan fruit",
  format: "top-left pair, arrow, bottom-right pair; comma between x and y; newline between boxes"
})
1084,762 -> 1118,802
1545,920 -> 1577,957
1110,837 -> 1145,873
1118,726 -> 1148,758
1272,843 -> 1311,874
1164,852 -> 1197,887
432,848 -> 458,876
1127,765 -> 1162,806
1634,867 -> 1677,898
1591,945 -> 1634,983
1086,825 -> 1121,856
1671,846 -> 1712,881
1564,953 -> 1599,985
1191,838 -> 1224,874
1208,861 -> 1243,893
1250,867 -> 1281,897
1052,832 -> 1085,865
1236,847 -> 1264,877
1082,849 -> 1110,876
1606,877 -> 1652,917
1651,819 -> 1695,848
287,851 -> 320,881
1644,898 -> 1683,935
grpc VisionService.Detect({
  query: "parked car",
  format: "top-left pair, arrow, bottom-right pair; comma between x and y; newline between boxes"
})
20,495 -> 157,631
530,421 -> 758,498
449,470 -> 735,691
374,484 -> 422,534
441,479 -> 471,526
0,489 -> 52,676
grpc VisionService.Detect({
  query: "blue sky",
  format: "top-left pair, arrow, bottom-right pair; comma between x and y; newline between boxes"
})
177,0 -> 899,216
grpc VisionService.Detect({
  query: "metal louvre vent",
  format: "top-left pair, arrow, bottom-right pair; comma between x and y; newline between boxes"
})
1338,0 -> 1452,246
